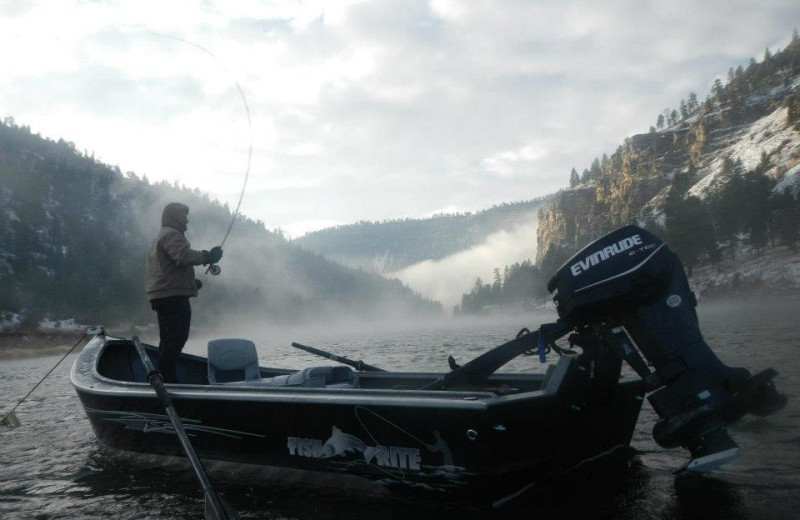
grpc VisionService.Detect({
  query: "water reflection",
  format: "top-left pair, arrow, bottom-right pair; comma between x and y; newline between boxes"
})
672,475 -> 745,520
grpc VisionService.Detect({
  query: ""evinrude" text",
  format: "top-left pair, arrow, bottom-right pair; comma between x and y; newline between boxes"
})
570,234 -> 643,276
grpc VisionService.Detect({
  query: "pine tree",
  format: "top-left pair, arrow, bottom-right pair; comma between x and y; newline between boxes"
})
774,188 -> 799,251
590,158 -> 602,180
791,28 -> 800,75
680,99 -> 689,120
712,79 -> 725,105
688,92 -> 699,113
569,167 -> 580,188
710,157 -> 746,259
787,91 -> 800,131
665,195 -> 715,277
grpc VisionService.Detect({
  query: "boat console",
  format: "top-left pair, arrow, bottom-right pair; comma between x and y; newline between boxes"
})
547,225 -> 787,473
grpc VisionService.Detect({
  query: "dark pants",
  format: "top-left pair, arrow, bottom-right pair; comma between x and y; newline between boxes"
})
150,296 -> 191,383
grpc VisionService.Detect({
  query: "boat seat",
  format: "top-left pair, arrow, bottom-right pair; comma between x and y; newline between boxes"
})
207,338 -> 261,384
541,356 -> 575,395
269,366 -> 356,388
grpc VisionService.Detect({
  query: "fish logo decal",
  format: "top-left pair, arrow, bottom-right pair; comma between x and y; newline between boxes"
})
320,426 -> 367,457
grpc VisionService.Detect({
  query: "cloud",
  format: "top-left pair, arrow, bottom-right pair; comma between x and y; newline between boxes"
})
1,1 -> 799,233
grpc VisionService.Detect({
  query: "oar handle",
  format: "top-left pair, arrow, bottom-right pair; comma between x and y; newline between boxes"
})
133,337 -> 157,374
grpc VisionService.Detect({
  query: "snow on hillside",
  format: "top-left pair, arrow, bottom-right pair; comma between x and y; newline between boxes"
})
729,107 -> 796,171
689,156 -> 725,198
690,106 -> 800,199
774,161 -> 800,192
691,246 -> 800,298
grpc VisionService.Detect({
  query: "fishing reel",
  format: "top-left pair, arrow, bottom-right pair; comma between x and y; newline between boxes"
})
206,264 -> 221,276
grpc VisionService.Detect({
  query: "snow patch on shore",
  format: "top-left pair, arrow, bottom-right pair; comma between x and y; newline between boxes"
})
38,318 -> 87,332
0,312 -> 22,332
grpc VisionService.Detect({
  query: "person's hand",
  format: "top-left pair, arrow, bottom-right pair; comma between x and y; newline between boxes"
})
208,246 -> 223,264
195,279 -> 203,290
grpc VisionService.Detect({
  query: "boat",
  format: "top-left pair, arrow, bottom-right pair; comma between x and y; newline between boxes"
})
70,332 -> 646,503
70,225 -> 786,505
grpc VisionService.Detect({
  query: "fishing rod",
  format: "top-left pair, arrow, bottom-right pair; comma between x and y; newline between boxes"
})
141,31 -> 253,277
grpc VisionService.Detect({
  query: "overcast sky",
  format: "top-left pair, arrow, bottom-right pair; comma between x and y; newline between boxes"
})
1,1 -> 799,237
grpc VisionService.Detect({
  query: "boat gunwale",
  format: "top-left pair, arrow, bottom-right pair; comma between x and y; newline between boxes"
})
70,336 -> 502,409
70,335 -> 643,410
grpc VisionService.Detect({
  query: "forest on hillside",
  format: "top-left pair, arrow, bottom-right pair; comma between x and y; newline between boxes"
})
0,122 -> 441,330
457,31 -> 800,316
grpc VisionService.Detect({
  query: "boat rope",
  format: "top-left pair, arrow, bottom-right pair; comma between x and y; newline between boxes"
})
143,31 -> 253,249
1,332 -> 88,427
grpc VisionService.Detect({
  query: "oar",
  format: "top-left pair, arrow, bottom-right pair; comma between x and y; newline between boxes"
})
291,342 -> 385,372
132,336 -> 237,520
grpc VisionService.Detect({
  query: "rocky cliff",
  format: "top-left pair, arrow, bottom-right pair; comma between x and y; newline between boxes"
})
536,40 -> 800,286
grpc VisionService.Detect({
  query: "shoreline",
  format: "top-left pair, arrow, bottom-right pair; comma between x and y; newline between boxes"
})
3,294 -> 797,359
0,332 -> 91,360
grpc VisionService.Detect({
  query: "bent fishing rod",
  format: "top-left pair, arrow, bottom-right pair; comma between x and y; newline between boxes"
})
140,31 -> 252,277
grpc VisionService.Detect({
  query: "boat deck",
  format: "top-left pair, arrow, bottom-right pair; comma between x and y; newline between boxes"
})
93,338 -> 550,397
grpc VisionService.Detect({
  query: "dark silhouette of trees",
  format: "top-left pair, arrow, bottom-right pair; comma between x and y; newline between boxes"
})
455,260 -> 546,315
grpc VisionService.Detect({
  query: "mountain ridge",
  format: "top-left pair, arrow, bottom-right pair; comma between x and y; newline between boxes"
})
293,198 -> 548,274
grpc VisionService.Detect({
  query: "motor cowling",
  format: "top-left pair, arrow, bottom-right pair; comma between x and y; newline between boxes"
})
547,225 -> 786,473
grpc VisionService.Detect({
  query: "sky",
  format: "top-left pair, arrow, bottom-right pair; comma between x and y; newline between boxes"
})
1,1 -> 799,238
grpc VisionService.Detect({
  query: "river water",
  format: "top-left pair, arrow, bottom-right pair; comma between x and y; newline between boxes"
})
1,299 -> 798,519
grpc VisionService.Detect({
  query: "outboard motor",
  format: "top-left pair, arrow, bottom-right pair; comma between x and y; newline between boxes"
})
548,225 -> 786,473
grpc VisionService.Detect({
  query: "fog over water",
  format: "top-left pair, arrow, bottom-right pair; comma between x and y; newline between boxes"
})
390,217 -> 539,310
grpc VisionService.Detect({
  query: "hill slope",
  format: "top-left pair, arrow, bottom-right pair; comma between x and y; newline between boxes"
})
0,122 -> 442,330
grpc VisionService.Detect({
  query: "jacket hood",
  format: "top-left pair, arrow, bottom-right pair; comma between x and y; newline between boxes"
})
161,202 -> 189,232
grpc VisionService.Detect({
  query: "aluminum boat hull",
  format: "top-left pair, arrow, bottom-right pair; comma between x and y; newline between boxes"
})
71,335 -> 645,503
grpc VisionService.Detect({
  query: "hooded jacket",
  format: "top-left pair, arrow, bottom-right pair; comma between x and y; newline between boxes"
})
145,202 -> 207,301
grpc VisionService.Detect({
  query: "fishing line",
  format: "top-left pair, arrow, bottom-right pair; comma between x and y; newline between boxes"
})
141,31 -> 253,249
353,405 -> 448,480
1,333 -> 88,428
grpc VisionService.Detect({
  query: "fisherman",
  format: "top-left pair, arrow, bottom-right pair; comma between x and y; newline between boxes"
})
145,202 -> 223,383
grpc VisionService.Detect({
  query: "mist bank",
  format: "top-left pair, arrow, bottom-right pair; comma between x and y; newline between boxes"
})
0,120 -> 442,332
293,200 -> 547,274
389,218 -> 539,309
